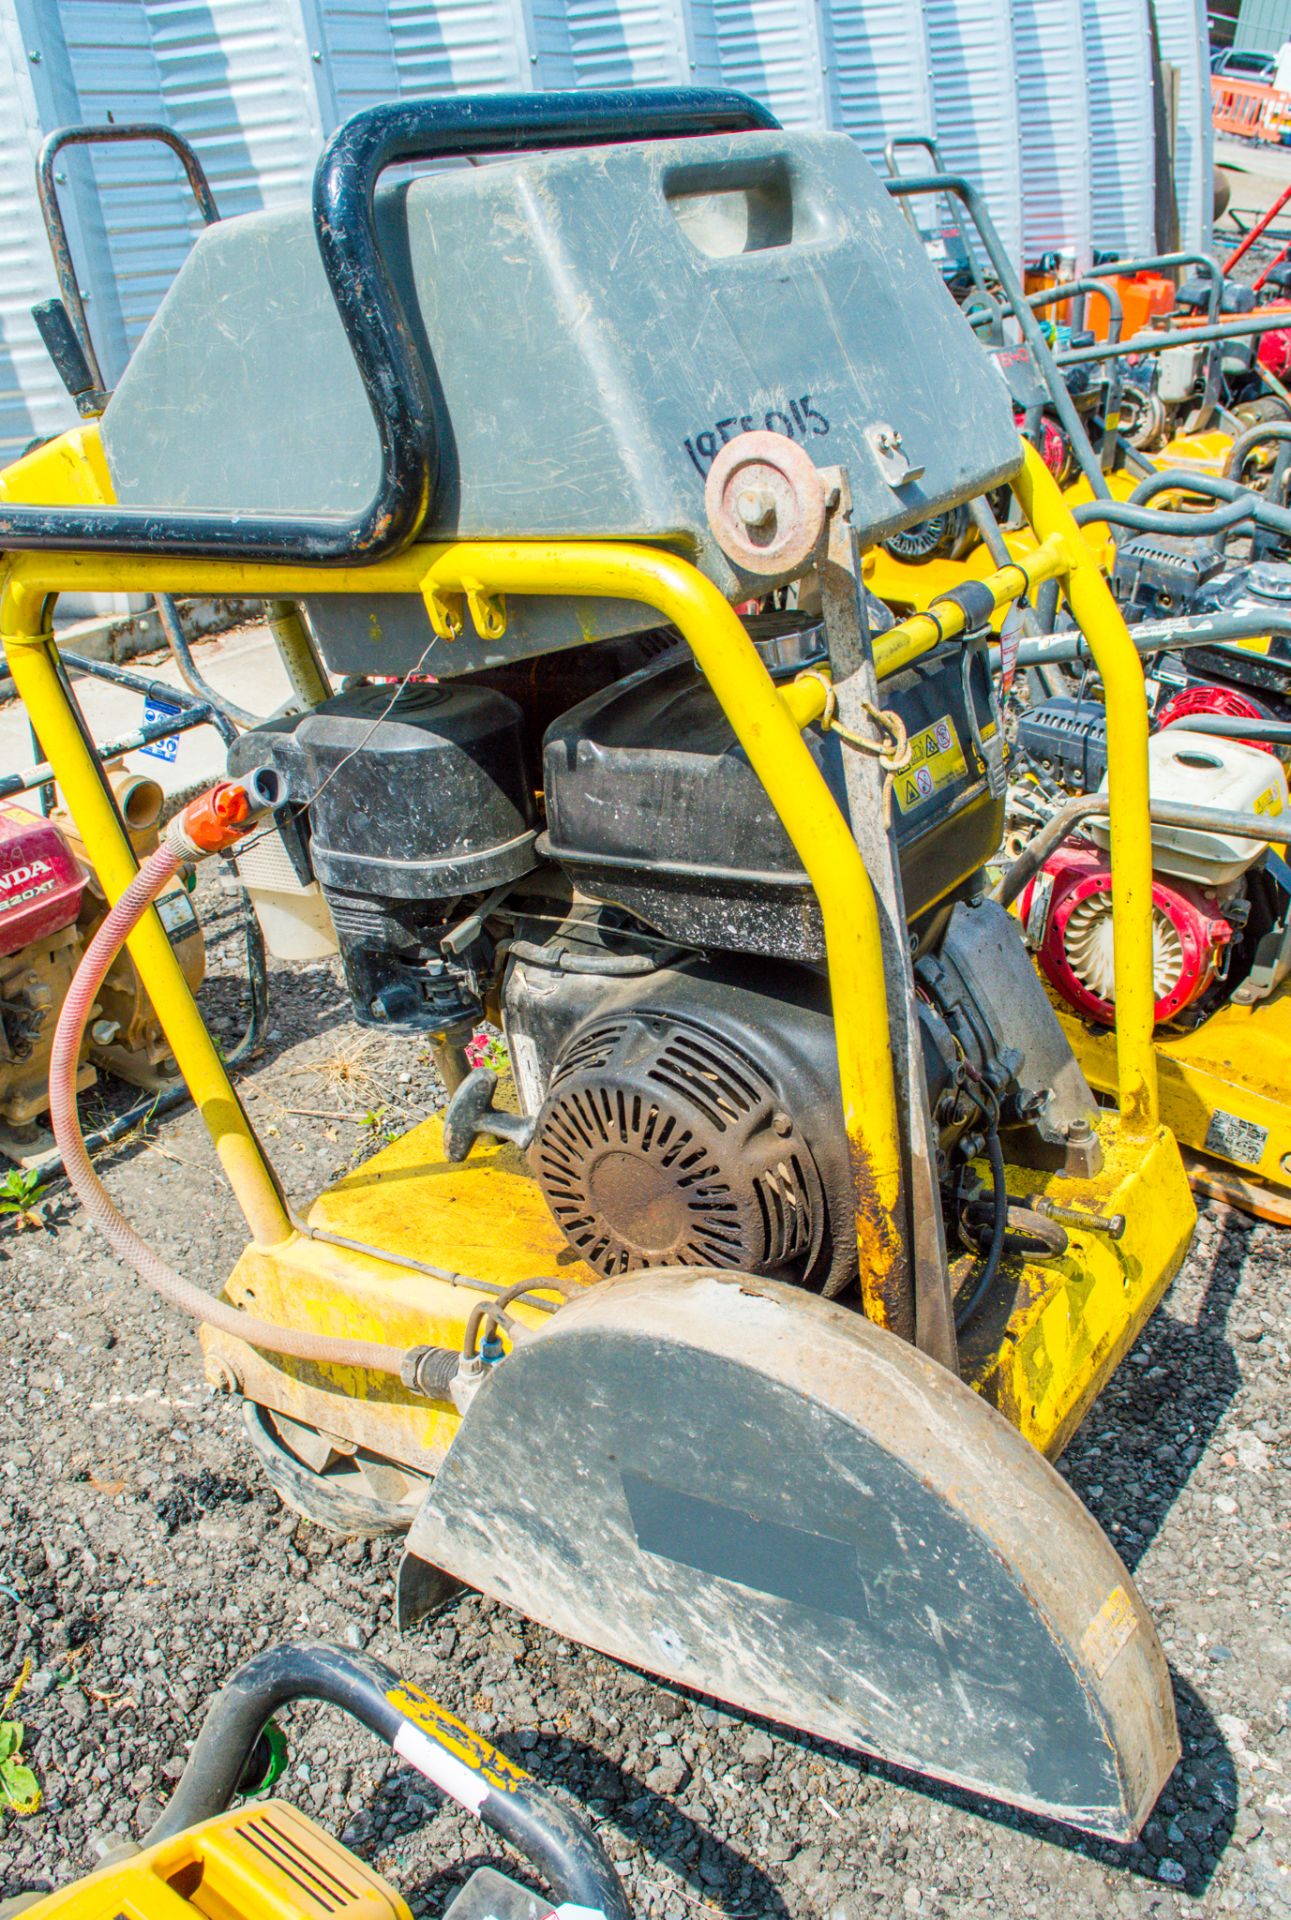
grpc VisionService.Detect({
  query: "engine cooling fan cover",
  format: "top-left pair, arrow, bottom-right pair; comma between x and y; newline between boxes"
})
881,504 -> 972,565
1022,844 -> 1233,1027
1156,682 -> 1278,757
531,1010 -> 830,1285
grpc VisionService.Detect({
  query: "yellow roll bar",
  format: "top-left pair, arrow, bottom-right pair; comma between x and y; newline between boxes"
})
0,434 -> 1158,1333
2,542 -> 909,1310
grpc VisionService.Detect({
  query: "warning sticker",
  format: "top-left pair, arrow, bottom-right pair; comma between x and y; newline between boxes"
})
893,714 -> 968,815
1252,784 -> 1284,818
1081,1585 -> 1138,1679
1203,1108 -> 1269,1168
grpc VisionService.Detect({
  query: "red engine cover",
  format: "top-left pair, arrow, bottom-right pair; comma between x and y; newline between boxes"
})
1258,326 -> 1291,380
1021,842 -> 1233,1028
1157,683 -> 1278,755
0,804 -> 86,959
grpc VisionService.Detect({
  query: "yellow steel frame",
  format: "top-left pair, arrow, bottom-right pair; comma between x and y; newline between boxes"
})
0,429 -> 1191,1459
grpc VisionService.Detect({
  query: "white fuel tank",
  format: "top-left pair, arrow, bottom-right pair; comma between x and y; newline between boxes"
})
1092,729 -> 1289,887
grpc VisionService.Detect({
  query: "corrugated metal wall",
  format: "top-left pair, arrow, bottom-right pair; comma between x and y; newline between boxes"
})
1234,0 -> 1291,52
1155,0 -> 1214,253
1081,0 -> 1156,257
0,0 -> 1210,461
1013,0 -> 1091,269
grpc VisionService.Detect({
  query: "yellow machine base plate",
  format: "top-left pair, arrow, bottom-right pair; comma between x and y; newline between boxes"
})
206,1116 -> 603,1477
1058,987 -> 1291,1206
206,1107 -> 1193,1472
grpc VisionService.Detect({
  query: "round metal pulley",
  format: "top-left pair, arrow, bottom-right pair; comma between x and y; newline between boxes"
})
704,430 -> 827,575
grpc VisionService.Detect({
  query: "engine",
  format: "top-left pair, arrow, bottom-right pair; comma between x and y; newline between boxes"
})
1017,720 -> 1291,1030
1108,536 -> 1291,718
0,779 -> 203,1140
232,613 -> 1100,1294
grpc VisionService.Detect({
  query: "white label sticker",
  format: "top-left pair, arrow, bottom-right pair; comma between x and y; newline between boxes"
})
1203,1109 -> 1269,1169
393,1720 -> 490,1814
157,893 -> 198,939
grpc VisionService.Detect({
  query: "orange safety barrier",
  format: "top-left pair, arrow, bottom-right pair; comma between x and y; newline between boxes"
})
1212,74 -> 1291,144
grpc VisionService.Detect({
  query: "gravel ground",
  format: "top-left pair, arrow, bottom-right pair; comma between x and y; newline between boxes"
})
0,925 -> 1284,1920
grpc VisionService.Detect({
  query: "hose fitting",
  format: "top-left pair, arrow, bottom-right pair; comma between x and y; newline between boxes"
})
399,1344 -> 462,1400
165,769 -> 282,859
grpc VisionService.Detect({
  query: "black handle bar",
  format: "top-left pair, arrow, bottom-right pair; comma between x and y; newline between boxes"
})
37,123 -> 219,395
146,1641 -> 631,1919
1,88 -> 778,567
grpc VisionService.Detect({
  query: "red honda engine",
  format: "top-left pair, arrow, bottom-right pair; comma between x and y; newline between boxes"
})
1021,843 -> 1235,1028
0,804 -> 86,955
1259,325 -> 1291,382
0,782 -> 204,1144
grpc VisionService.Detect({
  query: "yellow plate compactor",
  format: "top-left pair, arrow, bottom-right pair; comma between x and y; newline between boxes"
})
0,91 -> 1194,1842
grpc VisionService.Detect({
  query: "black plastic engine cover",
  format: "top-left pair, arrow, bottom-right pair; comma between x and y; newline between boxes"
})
1112,531 -> 1225,622
1015,695 -> 1108,792
229,682 -> 538,898
541,642 -> 1002,962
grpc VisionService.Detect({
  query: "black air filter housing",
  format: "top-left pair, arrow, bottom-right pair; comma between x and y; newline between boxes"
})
232,682 -> 538,897
229,682 -> 538,1029
541,641 -> 1001,962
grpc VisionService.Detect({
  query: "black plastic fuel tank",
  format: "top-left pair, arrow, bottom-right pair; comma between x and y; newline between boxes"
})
541,641 -> 1003,963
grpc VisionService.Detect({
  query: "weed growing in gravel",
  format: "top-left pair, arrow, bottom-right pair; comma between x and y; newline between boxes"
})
0,1168 -> 46,1231
0,1662 -> 40,1816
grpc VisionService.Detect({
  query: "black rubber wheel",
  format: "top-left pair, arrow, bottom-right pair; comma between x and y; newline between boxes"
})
240,1400 -> 430,1537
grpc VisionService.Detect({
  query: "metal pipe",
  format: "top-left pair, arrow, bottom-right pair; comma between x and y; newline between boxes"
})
1130,467 -> 1291,533
1012,446 -> 1159,1133
60,648 -> 237,741
1025,278 -> 1125,465
1085,252 -> 1223,426
1254,240 -> 1291,293
883,171 -> 1112,500
1090,251 -> 1222,318
2,91 -> 779,562
0,708 -> 214,802
36,122 -> 220,393
883,134 -> 991,290
1158,713 -> 1291,745
1006,607 -> 1291,670
1222,420 -> 1291,478
154,595 -> 264,730
1026,277 -> 1125,338
995,792 -> 1291,911
1058,308 -> 1291,367
1069,468 -> 1291,543
1225,185 -> 1291,272
3,602 -> 292,1252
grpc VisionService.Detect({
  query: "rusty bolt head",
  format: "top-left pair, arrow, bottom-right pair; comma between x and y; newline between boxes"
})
704,430 -> 828,577
735,486 -> 778,531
